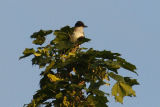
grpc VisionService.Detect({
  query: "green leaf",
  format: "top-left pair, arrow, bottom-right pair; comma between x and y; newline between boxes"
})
56,92 -> 63,99
31,56 -> 50,68
92,89 -> 106,96
31,30 -> 53,45
89,81 -> 106,90
53,26 -> 74,50
112,82 -> 136,103
97,50 -> 120,59
117,57 -> 137,74
85,49 -> 120,60
32,36 -> 45,45
31,30 -> 53,38
109,72 -> 124,82
54,41 -> 73,50
54,26 -> 73,39
87,95 -> 96,106
104,60 -> 121,71
71,84 -> 84,89
76,37 -> 91,45
86,95 -> 108,107
95,95 -> 108,107
19,48 -> 35,59
27,86 -> 54,107
124,77 -> 139,86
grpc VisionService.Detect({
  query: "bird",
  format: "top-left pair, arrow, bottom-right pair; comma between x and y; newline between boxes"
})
69,21 -> 88,53
70,21 -> 87,43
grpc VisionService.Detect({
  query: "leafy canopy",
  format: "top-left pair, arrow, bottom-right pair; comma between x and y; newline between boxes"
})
21,25 -> 139,107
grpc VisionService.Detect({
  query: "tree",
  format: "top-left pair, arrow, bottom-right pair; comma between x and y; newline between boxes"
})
20,25 -> 139,107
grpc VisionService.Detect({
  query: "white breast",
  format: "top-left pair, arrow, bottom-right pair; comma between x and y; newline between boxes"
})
71,27 -> 84,42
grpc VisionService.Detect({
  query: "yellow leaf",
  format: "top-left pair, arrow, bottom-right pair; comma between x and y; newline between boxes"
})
104,74 -> 109,81
120,82 -> 136,96
63,96 -> 70,107
61,55 -> 67,62
73,67 -> 76,73
69,52 -> 75,56
112,82 -> 123,103
34,52 -> 41,56
38,49 -> 42,52
47,74 -> 61,82
112,82 -> 136,103
72,91 -> 76,96
43,48 -> 48,52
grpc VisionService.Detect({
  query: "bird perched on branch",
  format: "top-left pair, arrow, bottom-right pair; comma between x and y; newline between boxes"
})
69,21 -> 87,53
70,21 -> 87,43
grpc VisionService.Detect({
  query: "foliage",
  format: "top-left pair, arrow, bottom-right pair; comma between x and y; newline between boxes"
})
20,26 -> 139,107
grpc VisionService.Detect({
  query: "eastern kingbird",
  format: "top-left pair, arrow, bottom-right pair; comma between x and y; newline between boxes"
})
70,21 -> 87,42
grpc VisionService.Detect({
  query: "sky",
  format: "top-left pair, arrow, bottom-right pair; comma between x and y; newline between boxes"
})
0,0 -> 160,107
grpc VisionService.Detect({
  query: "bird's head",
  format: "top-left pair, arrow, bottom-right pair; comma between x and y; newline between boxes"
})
75,21 -> 88,28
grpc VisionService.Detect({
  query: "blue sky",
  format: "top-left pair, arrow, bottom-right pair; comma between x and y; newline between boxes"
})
0,0 -> 160,107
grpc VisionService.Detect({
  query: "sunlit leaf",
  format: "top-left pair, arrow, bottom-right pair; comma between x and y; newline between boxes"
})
112,82 -> 136,103
104,74 -> 109,81
47,74 -> 61,82
120,82 -> 136,96
73,67 -> 76,73
34,52 -> 41,57
63,96 -> 70,106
